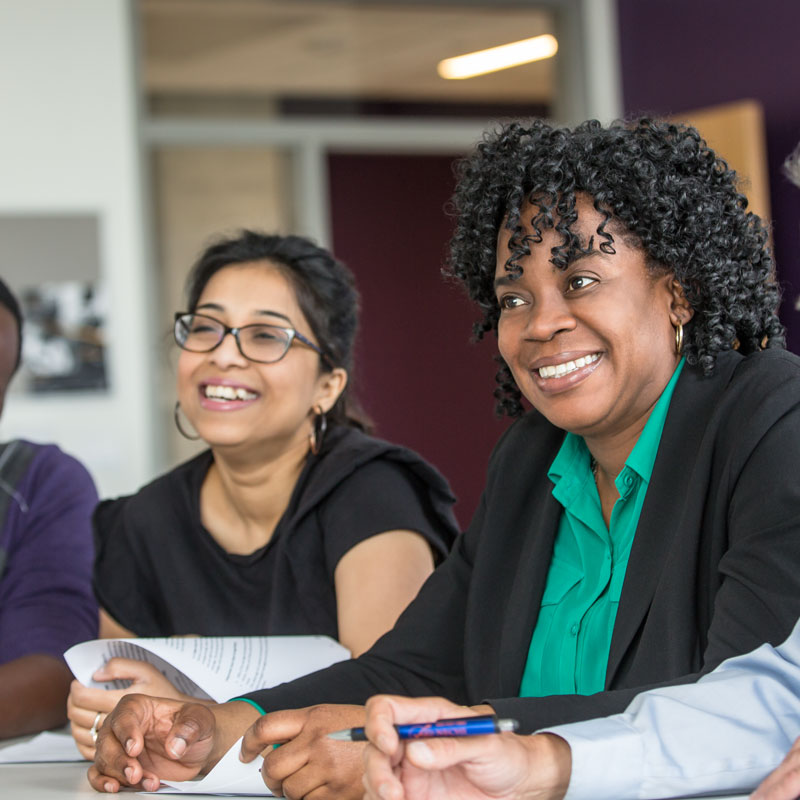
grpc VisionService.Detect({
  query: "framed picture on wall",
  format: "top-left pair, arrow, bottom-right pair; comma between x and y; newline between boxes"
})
0,213 -> 108,394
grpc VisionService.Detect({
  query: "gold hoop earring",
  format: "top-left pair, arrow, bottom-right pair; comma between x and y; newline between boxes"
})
309,405 -> 327,455
174,401 -> 201,441
674,321 -> 684,355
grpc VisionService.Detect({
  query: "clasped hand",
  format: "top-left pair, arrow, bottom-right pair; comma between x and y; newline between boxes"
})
88,698 -> 367,798
68,658 -> 190,760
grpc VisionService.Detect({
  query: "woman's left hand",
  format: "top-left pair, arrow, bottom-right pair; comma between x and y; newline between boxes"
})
239,703 -> 367,800
67,658 -> 189,760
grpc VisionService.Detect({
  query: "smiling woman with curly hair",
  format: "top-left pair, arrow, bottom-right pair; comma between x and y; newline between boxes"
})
89,119 -> 800,800
449,117 -> 784,416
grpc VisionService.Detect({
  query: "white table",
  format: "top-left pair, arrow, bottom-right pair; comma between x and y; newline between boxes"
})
0,760 -> 753,800
0,761 -> 272,797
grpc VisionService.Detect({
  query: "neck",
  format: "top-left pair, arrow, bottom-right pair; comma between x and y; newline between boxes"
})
201,436 -> 310,555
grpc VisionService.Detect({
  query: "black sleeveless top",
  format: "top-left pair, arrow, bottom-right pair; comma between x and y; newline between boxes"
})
93,426 -> 458,638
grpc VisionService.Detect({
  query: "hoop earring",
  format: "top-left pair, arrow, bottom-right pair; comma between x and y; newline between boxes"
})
174,401 -> 201,441
309,406 -> 327,455
674,321 -> 684,355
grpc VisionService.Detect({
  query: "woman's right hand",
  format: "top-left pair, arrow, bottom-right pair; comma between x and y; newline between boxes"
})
68,658 -> 190,760
87,695 -> 260,792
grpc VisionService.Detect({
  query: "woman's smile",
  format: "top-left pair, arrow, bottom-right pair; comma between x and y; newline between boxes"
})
198,379 -> 260,410
530,351 -> 603,393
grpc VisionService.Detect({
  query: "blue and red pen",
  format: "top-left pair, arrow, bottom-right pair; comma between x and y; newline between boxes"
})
327,714 -> 519,742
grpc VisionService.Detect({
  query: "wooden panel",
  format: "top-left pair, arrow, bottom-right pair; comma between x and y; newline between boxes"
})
671,100 -> 771,223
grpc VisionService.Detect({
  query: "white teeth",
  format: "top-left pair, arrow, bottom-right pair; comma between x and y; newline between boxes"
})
537,353 -> 599,379
204,385 -> 257,401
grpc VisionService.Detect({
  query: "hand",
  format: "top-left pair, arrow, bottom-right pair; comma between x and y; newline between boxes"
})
68,658 -> 189,760
87,695 -> 259,793
362,695 -> 572,800
240,703 -> 367,800
752,736 -> 800,800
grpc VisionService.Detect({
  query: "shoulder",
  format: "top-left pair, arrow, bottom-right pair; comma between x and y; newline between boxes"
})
6,440 -> 98,504
728,348 -> 800,389
310,426 -> 456,505
690,349 -> 800,422
93,450 -> 211,537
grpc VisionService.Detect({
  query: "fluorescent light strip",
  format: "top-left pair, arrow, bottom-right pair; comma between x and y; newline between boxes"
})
437,34 -> 558,80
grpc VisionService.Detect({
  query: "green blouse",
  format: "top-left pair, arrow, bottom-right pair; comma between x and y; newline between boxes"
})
519,359 -> 685,697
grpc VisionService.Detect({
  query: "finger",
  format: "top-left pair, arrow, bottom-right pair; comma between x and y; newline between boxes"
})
75,739 -> 96,761
364,695 -> 475,754
404,733 -> 501,772
93,719 -> 144,788
106,696 -> 150,761
87,764 -> 121,793
363,742 -> 404,800
69,704 -> 107,732
94,658 -> 157,682
68,680 -> 122,711
261,737 -> 310,785
753,752 -> 800,800
164,702 -> 218,762
240,710 -> 307,761
753,767 -> 800,800
261,760 -> 284,797
71,717 -> 101,749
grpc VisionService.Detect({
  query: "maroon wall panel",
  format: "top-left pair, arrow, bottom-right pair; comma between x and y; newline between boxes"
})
328,152 -> 509,527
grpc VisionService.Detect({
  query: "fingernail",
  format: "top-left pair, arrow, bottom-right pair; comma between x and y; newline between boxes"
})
408,741 -> 433,765
104,782 -> 114,793
125,739 -> 135,755
124,767 -> 134,783
170,736 -> 187,757
143,778 -> 159,791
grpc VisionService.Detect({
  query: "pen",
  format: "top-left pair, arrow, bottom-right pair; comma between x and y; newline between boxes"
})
327,714 -> 519,742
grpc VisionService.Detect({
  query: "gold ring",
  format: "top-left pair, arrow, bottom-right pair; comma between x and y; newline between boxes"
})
90,711 -> 103,744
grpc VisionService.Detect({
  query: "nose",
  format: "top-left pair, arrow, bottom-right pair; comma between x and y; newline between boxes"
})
523,290 -> 577,341
209,330 -> 248,367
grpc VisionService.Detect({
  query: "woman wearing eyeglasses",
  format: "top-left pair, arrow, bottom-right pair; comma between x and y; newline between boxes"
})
67,231 -> 458,759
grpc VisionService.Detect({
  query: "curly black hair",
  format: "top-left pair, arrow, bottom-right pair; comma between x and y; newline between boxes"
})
447,117 -> 784,417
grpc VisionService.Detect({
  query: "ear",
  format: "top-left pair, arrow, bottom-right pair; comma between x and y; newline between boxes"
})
667,277 -> 694,326
312,367 -> 348,415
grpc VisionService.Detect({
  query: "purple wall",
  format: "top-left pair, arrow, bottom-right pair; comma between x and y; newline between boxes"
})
617,0 -> 800,352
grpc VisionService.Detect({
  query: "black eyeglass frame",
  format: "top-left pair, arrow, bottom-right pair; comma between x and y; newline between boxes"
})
173,311 -> 331,366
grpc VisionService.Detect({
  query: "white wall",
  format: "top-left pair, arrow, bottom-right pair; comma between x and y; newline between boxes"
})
0,0 -> 156,496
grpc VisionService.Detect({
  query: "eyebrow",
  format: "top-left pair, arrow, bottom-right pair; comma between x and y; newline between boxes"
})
196,302 -> 292,324
493,274 -> 518,290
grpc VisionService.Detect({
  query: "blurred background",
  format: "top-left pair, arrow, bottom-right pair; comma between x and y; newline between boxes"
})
0,0 -> 798,527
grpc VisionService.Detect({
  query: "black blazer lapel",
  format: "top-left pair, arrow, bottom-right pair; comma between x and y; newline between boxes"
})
605,354 -> 739,684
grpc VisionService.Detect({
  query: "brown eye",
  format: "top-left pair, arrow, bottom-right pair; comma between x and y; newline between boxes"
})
498,294 -> 525,310
567,275 -> 597,292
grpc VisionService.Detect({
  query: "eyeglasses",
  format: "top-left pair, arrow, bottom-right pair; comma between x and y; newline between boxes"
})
174,312 -> 329,365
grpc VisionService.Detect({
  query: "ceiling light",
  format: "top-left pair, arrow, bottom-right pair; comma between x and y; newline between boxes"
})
437,33 -> 558,80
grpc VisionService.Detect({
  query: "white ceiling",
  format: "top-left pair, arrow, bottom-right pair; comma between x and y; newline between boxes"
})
141,0 -> 556,103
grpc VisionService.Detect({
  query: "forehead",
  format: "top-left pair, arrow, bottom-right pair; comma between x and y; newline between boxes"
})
199,261 -> 300,311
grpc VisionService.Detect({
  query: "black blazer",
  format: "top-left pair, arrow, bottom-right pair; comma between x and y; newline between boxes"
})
245,349 -> 800,732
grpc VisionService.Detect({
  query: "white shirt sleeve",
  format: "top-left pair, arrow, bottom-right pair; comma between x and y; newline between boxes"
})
540,618 -> 800,800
